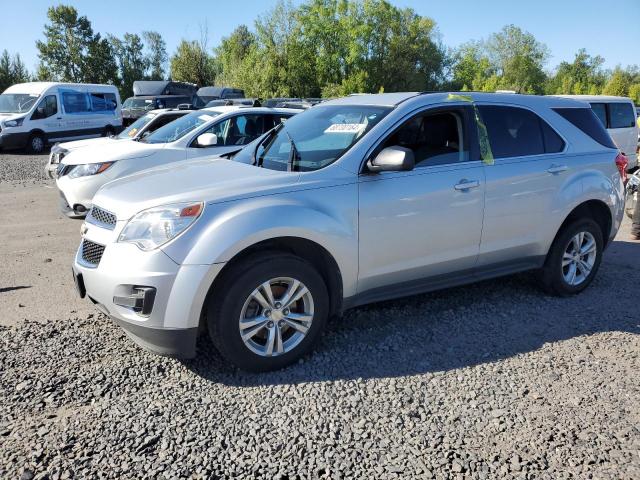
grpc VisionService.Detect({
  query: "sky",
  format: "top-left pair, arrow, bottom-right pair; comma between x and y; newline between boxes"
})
0,0 -> 638,74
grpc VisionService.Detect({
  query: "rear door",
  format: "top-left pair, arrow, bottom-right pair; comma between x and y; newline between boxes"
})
607,102 -> 637,163
477,104 -> 569,267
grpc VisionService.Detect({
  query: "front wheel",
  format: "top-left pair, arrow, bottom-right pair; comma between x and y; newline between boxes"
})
538,218 -> 603,296
207,253 -> 329,372
28,133 -> 46,154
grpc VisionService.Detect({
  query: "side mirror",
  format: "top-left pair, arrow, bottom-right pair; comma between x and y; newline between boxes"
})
367,146 -> 415,173
196,133 -> 218,147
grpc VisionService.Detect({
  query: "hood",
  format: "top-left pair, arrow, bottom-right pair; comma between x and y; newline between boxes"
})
0,113 -> 25,122
55,137 -> 118,153
93,158 -> 299,220
61,140 -> 162,166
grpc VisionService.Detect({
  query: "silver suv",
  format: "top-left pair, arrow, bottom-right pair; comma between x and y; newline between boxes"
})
72,92 -> 626,371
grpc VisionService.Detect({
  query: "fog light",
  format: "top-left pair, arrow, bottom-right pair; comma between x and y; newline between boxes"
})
113,287 -> 156,316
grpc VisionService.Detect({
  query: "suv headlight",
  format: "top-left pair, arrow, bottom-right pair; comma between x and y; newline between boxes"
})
118,202 -> 204,251
68,162 -> 114,179
3,117 -> 24,128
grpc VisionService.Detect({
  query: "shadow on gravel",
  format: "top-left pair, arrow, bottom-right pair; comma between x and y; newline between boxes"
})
183,241 -> 640,387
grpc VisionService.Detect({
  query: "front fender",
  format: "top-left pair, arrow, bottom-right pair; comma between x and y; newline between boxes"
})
161,183 -> 359,297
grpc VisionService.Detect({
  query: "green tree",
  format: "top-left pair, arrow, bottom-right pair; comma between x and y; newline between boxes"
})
170,39 -> 216,86
36,5 -> 116,84
485,25 -> 549,94
0,51 -> 30,92
143,31 -> 168,80
110,33 -> 149,98
451,42 -> 495,91
546,49 -> 606,94
214,25 -> 260,91
602,66 -> 639,97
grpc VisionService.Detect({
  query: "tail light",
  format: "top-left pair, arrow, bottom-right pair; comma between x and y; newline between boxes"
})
615,153 -> 628,183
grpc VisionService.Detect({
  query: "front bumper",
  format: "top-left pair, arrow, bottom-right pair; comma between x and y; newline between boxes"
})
72,224 -> 224,358
56,174 -> 101,216
0,131 -> 30,150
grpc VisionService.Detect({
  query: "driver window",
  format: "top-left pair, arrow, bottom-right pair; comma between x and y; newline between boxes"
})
31,95 -> 58,120
380,109 -> 469,167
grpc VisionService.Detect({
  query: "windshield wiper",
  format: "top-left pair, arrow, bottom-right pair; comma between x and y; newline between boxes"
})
285,131 -> 300,172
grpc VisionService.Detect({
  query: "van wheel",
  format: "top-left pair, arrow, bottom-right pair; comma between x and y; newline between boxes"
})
28,133 -> 46,154
207,253 -> 329,372
102,126 -> 115,137
538,218 -> 603,296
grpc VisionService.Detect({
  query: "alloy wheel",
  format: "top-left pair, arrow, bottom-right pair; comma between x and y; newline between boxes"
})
562,231 -> 597,286
238,277 -> 314,357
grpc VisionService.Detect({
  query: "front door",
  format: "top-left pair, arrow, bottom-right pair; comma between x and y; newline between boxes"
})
357,104 -> 485,294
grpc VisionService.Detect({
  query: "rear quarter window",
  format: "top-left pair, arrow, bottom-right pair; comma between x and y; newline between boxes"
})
609,102 -> 636,129
553,107 -> 616,149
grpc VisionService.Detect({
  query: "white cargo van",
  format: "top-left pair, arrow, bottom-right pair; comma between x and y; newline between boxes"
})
0,82 -> 122,153
556,95 -> 638,170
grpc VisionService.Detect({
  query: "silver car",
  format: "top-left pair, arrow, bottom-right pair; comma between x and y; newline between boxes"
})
72,92 -> 626,371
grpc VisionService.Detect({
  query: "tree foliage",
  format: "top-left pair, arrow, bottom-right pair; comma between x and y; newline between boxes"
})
36,5 -> 117,84
109,33 -> 149,98
143,31 -> 168,80
170,39 -> 216,86
0,51 -> 30,92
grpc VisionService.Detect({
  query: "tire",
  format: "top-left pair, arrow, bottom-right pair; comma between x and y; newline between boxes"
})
103,126 -> 115,137
207,253 -> 329,372
28,133 -> 46,154
538,218 -> 603,296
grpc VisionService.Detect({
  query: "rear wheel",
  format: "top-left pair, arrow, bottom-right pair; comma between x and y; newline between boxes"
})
102,126 -> 115,137
538,218 -> 603,296
28,133 -> 46,154
207,253 -> 329,372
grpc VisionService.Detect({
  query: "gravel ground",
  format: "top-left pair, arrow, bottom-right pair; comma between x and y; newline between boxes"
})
0,151 -> 51,184
1,151 -> 639,479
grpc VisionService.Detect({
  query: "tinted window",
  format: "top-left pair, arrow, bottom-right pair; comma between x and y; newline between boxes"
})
590,103 -> 607,127
199,114 -> 265,147
553,108 -> 616,149
478,106 -> 545,158
62,92 -> 89,114
609,102 -> 635,129
31,95 -> 57,120
90,93 -> 116,112
541,121 -> 565,153
380,109 -> 469,166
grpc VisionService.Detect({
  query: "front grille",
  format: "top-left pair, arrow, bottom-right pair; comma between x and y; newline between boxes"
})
81,240 -> 105,266
87,206 -> 117,229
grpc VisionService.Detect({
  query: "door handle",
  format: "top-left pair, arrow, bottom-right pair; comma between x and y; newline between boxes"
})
547,164 -> 568,174
454,179 -> 480,191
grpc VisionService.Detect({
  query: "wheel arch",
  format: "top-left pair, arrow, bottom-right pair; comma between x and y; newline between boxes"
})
551,199 -> 612,253
199,236 -> 344,330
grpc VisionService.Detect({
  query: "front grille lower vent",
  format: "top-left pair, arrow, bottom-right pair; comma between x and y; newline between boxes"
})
81,240 -> 105,266
88,206 -> 117,229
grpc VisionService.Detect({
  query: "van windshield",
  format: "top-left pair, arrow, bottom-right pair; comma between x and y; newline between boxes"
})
117,113 -> 156,139
0,93 -> 40,113
143,110 -> 221,144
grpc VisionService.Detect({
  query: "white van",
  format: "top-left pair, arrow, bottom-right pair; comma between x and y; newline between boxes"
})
556,95 -> 638,170
0,82 -> 122,153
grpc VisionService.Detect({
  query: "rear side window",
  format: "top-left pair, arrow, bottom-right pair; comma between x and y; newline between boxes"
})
553,108 -> 616,149
478,105 -> 563,158
609,102 -> 635,128
62,92 -> 90,114
90,93 -> 117,112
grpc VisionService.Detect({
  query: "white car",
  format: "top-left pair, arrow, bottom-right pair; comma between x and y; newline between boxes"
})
46,108 -> 191,178
56,106 -> 300,217
556,95 -> 638,170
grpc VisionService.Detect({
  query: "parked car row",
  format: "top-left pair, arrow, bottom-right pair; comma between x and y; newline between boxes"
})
61,91 -> 626,372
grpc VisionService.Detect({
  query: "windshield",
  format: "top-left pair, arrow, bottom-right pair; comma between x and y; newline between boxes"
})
123,98 -> 153,109
0,93 -> 40,113
143,110 -> 220,144
117,113 -> 156,139
255,105 -> 391,171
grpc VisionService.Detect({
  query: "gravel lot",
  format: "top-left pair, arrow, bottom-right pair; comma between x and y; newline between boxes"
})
1,152 -> 639,479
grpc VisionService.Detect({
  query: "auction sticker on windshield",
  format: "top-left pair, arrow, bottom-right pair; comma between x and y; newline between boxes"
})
198,115 -> 215,122
324,123 -> 366,133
